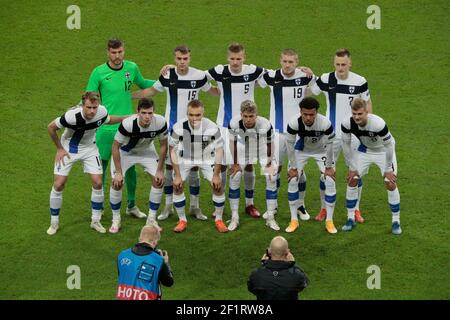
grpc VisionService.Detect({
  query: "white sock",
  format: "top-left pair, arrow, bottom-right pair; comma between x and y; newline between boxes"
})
189,170 -> 200,208
346,185 -> 358,220
229,171 -> 241,220
221,170 -> 227,191
356,178 -> 363,210
388,187 -> 401,223
109,187 -> 122,223
244,170 -> 255,206
50,187 -> 63,224
173,192 -> 187,221
164,169 -> 173,206
148,187 -> 163,222
91,187 -> 104,222
265,175 -> 277,213
288,177 -> 299,221
319,175 -> 326,209
298,172 -> 307,207
213,193 -> 226,221
324,176 -> 336,221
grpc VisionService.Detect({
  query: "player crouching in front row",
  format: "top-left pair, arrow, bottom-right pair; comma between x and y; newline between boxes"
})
46,92 -> 128,235
227,100 -> 279,231
285,97 -> 338,234
169,99 -> 228,233
341,98 -> 401,235
109,98 -> 168,233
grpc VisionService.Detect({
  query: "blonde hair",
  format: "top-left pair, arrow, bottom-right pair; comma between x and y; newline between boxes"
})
351,98 -> 367,111
240,100 -> 257,114
139,225 -> 160,243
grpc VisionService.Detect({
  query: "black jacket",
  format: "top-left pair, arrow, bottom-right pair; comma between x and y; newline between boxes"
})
131,243 -> 174,287
247,260 -> 308,300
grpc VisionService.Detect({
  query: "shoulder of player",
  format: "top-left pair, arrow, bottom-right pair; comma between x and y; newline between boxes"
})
368,114 -> 386,129
348,71 -> 367,84
341,116 -> 352,129
245,64 -> 264,74
120,114 -> 136,130
60,107 -> 80,124
287,116 -> 300,130
228,116 -> 240,129
123,60 -> 138,69
97,105 -> 109,117
153,114 -> 168,127
256,116 -> 271,128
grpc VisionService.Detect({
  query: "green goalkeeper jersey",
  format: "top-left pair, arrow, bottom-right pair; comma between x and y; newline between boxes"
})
86,60 -> 155,130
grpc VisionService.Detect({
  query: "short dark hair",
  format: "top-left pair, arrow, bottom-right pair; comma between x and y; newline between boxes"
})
174,45 -> 191,55
187,99 -> 204,109
81,91 -> 101,105
335,48 -> 351,58
228,43 -> 245,53
138,98 -> 154,111
299,97 -> 320,110
107,38 -> 123,49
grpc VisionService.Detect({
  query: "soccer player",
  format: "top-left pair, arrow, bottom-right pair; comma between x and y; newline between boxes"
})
109,98 -> 168,233
169,99 -> 227,233
258,48 -> 315,222
285,97 -> 337,234
227,100 -> 278,231
309,48 -> 372,223
341,98 -> 401,235
46,92 -> 127,235
86,38 -> 155,219
206,43 -> 265,218
132,45 -> 219,222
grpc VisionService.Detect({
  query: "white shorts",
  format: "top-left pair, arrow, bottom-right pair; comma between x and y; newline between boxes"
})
220,126 -> 232,165
110,147 -> 159,178
293,151 -> 329,173
356,149 -> 398,177
333,136 -> 360,166
53,147 -> 102,176
178,163 -> 214,182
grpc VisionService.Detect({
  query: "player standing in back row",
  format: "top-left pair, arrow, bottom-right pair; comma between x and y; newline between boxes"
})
309,48 -> 372,223
258,48 -> 314,223
206,43 -> 265,218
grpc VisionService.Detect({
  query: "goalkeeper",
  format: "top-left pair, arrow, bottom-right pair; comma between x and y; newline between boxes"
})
86,38 -> 155,218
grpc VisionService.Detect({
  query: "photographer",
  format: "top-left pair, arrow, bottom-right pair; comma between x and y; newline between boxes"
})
247,236 -> 308,300
116,225 -> 174,300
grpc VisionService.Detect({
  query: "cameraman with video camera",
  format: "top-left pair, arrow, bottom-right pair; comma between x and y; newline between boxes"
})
247,236 -> 308,300
116,225 -> 174,300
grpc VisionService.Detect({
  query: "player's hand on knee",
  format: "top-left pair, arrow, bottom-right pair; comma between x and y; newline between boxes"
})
384,171 -> 397,185
173,175 -> 183,193
324,167 -> 336,180
113,172 -> 123,189
346,170 -> 360,185
287,168 -> 299,182
154,170 -> 165,188
229,164 -> 242,177
211,174 -> 222,193
55,148 -> 70,166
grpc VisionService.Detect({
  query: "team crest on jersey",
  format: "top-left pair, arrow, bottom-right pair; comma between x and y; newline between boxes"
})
97,120 -> 103,127
368,131 -> 375,137
349,86 -> 355,94
295,78 -> 302,85
125,72 -> 131,79
191,81 -> 196,88
243,75 -> 249,82
150,132 -> 156,138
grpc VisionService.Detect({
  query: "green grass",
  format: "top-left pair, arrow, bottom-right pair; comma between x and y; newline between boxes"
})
1,0 -> 449,300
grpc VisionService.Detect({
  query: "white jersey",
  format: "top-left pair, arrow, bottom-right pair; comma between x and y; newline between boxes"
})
55,105 -> 110,154
228,115 -> 274,165
206,64 -> 264,128
258,69 -> 314,133
341,114 -> 393,153
115,114 -> 168,154
311,71 -> 370,138
153,67 -> 211,129
169,117 -> 222,165
286,113 -> 335,154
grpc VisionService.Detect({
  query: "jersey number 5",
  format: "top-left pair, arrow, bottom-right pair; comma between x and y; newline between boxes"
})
244,84 -> 250,94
